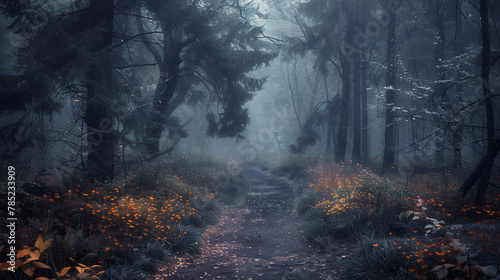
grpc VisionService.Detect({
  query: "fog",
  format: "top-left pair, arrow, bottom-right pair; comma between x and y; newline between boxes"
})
1,1 -> 499,279
2,0 -> 498,177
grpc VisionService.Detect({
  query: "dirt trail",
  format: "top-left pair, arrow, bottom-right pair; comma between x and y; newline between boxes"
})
161,166 -> 341,280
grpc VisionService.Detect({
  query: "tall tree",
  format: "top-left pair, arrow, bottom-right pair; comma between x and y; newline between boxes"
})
382,1 -> 397,170
0,1 -> 118,182
83,0 -> 115,182
352,52 -> 361,162
426,1 -> 453,165
460,0 -> 499,205
335,5 -> 354,163
136,0 -> 275,155
450,0 -> 468,170
360,51 -> 369,163
285,0 -> 362,162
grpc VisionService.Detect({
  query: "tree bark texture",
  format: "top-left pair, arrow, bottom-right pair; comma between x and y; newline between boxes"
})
383,7 -> 397,170
84,0 -> 115,182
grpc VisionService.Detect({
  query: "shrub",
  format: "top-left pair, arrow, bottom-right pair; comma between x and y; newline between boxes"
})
111,242 -> 171,275
100,265 -> 144,280
188,199 -> 221,228
272,156 -> 310,180
304,218 -> 336,250
1,156 -> 250,278
304,203 -> 413,243
297,190 -> 324,215
166,223 -> 201,254
48,228 -> 100,269
143,242 -> 172,263
0,234 -> 104,280
339,236 -> 415,280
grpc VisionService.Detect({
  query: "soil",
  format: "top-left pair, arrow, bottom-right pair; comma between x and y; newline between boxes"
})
155,166 -> 344,280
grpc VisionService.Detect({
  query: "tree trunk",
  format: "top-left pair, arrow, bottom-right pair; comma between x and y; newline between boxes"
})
288,62 -> 303,134
324,76 -> 334,157
452,4 -> 464,169
84,0 -> 115,182
452,74 -> 464,169
335,9 -> 353,163
431,3 -> 448,165
352,52 -> 361,163
383,7 -> 397,170
139,12 -> 184,155
144,54 -> 181,155
361,52 -> 369,163
460,0 -> 499,205
336,47 -> 351,163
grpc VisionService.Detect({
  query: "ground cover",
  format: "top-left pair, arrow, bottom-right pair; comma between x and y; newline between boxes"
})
0,156 -> 247,280
287,157 -> 500,279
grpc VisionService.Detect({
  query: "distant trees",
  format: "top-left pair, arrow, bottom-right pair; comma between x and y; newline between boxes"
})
285,0 -> 383,164
1,0 -> 498,201
281,0 -> 498,179
285,0 -> 363,163
0,0 -> 275,181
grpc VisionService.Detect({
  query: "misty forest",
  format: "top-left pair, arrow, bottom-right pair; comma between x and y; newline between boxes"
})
1,0 -> 500,279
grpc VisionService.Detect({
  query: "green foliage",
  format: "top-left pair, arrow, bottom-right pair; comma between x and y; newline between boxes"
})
339,237 -> 415,280
0,182 -> 44,222
139,0 -> 276,143
0,234 -> 104,280
100,266 -> 144,280
166,223 -> 201,255
297,191 -> 323,215
300,159 -> 500,278
142,242 -> 172,263
332,206 -> 413,238
188,199 -> 221,228
125,242 -> 172,275
304,219 -> 336,250
48,228 -> 99,269
298,162 -> 414,246
304,206 -> 413,247
0,156 -> 247,277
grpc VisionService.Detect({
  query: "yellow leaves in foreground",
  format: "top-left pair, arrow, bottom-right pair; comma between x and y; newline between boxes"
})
0,235 -> 104,279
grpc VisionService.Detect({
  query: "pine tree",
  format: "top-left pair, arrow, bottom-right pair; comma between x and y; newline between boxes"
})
0,0 -> 117,181
137,0 -> 276,155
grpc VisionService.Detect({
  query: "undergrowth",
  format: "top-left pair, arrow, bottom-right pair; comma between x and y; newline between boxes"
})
339,236 -> 415,280
0,156 -> 248,279
293,158 -> 500,279
271,155 -> 312,181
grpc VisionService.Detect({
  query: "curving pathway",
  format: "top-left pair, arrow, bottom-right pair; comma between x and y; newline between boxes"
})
159,166 -> 341,280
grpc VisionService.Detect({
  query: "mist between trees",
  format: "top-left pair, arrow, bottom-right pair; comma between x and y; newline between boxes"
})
0,0 -> 499,204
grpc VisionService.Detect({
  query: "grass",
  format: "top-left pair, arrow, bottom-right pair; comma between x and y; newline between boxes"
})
113,242 -> 172,275
339,236 -> 415,280
100,265 -> 144,280
304,206 -> 414,246
0,155 -> 248,279
48,228 -> 101,269
292,159 -> 500,279
166,223 -> 201,254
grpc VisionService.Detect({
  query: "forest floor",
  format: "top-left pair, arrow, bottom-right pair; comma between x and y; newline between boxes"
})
156,166 -> 343,280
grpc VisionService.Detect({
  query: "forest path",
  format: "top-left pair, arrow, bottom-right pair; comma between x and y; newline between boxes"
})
161,166 -> 341,280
